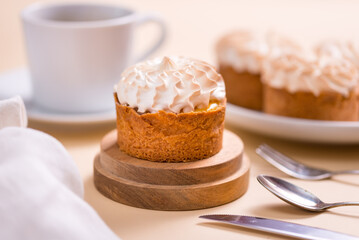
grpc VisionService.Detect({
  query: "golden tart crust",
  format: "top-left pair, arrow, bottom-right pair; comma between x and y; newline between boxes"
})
114,94 -> 226,162
263,84 -> 359,121
219,65 -> 263,110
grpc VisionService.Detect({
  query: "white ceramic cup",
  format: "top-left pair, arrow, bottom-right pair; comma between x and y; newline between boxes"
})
21,2 -> 166,113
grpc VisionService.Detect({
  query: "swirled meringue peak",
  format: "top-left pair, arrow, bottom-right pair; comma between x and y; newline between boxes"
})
217,30 -> 301,74
315,41 -> 359,95
115,56 -> 226,113
262,51 -> 358,97
315,41 -> 359,68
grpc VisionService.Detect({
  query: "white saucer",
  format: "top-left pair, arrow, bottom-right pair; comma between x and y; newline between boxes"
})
0,67 -> 116,124
226,103 -> 359,144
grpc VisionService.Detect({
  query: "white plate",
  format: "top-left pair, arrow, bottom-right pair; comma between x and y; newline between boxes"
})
0,67 -> 116,124
25,101 -> 116,124
226,103 -> 359,144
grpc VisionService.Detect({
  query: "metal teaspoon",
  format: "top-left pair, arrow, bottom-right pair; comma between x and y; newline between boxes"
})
257,175 -> 359,212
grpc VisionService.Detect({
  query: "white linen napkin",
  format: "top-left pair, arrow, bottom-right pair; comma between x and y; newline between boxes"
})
0,97 -> 120,240
0,96 -> 27,128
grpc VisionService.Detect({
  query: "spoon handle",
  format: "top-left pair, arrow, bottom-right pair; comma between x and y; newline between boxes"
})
332,169 -> 359,176
325,201 -> 359,209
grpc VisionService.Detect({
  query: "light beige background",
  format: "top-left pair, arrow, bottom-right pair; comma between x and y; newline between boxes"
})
1,0 -> 359,239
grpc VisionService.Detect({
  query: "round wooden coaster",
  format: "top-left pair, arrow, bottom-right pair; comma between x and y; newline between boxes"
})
99,129 -> 244,185
94,130 -> 250,211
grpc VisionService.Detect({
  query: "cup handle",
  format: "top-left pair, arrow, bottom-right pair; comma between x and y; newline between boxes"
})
134,13 -> 167,62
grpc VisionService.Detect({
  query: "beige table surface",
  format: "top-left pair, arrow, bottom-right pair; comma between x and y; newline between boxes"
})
2,0 -> 359,239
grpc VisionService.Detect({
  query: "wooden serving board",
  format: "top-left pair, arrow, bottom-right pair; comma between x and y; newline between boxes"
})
94,129 -> 250,211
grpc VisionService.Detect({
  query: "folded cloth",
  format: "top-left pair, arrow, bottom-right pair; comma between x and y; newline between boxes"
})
0,97 -> 120,240
0,96 -> 27,128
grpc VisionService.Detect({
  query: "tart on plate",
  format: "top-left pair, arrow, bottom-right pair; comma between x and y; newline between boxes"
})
216,30 -> 300,110
262,51 -> 359,121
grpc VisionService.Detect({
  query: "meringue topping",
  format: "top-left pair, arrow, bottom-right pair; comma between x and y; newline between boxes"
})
217,30 -> 301,74
315,41 -> 359,95
262,51 -> 358,97
315,41 -> 359,66
115,56 -> 226,113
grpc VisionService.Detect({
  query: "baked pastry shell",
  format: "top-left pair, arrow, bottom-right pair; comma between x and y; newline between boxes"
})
114,93 -> 226,162
263,85 -> 359,121
219,65 -> 263,110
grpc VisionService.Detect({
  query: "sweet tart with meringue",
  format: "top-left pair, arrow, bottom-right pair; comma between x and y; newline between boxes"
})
216,30 -> 300,111
114,56 -> 226,162
262,51 -> 359,121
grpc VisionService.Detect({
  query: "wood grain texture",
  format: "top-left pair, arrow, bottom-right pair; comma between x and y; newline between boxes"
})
99,129 -> 244,185
94,130 -> 250,211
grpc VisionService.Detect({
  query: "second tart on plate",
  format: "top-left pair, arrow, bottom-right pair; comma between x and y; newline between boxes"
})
262,51 -> 359,121
216,30 -> 300,111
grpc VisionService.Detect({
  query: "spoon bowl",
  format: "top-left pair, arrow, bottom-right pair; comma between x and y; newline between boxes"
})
257,175 -> 359,212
